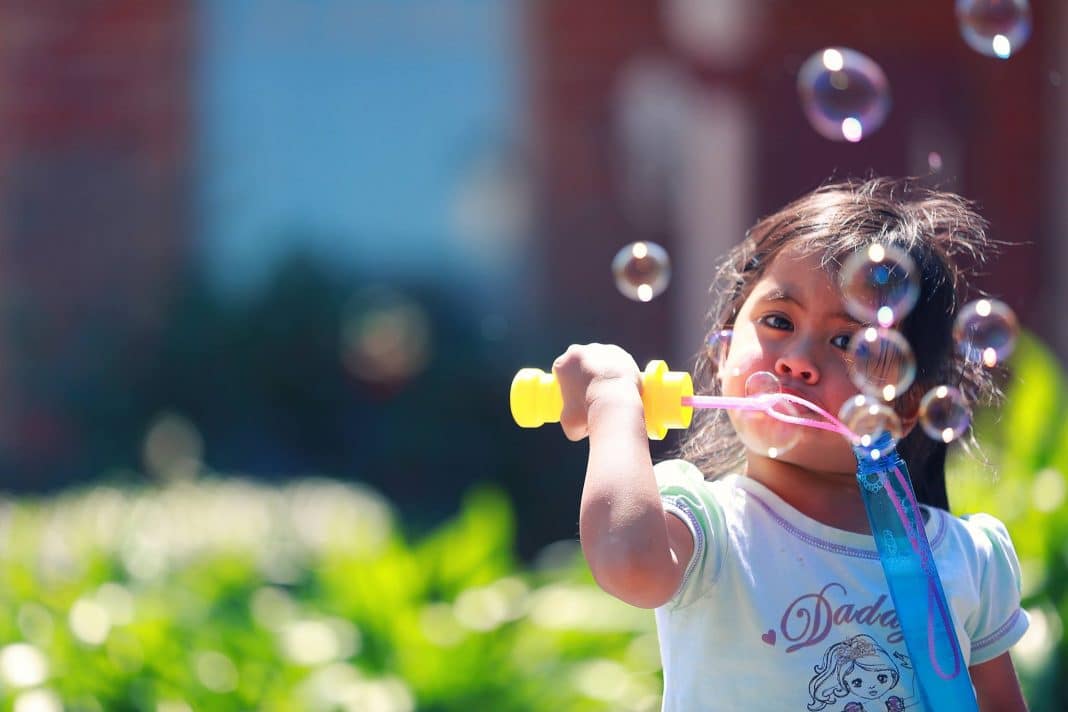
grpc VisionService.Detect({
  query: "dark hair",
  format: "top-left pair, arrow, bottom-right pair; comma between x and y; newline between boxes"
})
677,177 -> 1004,510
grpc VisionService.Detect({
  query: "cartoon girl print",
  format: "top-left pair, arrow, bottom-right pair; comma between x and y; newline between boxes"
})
806,634 -> 915,711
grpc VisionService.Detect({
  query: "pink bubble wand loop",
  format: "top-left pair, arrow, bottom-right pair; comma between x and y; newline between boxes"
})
682,393 -> 858,440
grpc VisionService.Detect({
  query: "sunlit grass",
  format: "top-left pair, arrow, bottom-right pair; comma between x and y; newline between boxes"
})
0,479 -> 657,711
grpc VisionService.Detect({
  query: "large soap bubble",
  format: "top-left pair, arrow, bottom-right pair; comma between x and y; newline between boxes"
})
956,0 -> 1032,59
847,327 -> 917,402
918,385 -> 972,443
735,371 -> 802,459
838,394 -> 904,448
612,241 -> 671,302
797,48 -> 891,143
953,298 -> 1018,368
839,243 -> 920,327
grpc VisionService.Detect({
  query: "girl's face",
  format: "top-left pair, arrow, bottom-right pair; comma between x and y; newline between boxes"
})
721,246 -> 864,474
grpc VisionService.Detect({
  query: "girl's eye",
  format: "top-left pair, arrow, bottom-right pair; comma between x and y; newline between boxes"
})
831,333 -> 852,350
760,314 -> 792,330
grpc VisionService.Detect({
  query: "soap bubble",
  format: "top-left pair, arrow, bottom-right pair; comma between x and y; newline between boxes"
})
745,371 -> 781,396
839,243 -> 919,327
797,47 -> 891,142
838,394 -> 904,448
953,298 -> 1018,367
612,241 -> 671,302
847,327 -> 917,401
735,371 -> 802,459
956,0 -> 1032,59
918,385 -> 972,443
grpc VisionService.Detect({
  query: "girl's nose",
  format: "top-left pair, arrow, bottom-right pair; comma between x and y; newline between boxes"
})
774,353 -> 820,384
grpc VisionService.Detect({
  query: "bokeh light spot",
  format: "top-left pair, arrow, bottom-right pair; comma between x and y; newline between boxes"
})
0,644 -> 49,688
195,650 -> 239,693
342,288 -> 432,388
13,689 -> 62,712
69,598 -> 110,645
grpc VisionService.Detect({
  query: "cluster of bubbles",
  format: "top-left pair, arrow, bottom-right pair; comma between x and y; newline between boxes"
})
838,244 -> 1018,448
794,2 -> 1032,143
702,243 -> 1019,457
603,7 -> 1029,455
609,4 -> 1035,301
836,246 -> 1016,449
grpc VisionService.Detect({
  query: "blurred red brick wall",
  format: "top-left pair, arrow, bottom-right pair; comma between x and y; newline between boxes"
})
527,0 -> 1060,361
0,1 -> 191,472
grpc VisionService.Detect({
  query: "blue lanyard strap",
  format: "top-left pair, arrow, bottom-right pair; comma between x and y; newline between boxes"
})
853,432 -> 978,712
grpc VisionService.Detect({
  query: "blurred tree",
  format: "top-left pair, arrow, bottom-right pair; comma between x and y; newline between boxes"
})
1,241 -> 586,559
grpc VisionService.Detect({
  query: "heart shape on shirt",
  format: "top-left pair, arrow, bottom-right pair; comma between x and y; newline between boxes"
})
761,629 -> 776,646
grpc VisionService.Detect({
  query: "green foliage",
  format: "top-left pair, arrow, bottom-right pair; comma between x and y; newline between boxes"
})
0,479 -> 658,711
948,332 -> 1068,711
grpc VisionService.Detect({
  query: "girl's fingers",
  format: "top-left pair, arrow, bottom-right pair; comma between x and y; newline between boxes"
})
559,416 -> 589,442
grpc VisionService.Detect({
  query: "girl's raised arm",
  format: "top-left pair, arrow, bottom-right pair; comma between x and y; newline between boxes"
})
553,344 -> 694,609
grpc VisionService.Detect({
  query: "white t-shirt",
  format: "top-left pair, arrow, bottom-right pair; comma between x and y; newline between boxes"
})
654,459 -> 1029,712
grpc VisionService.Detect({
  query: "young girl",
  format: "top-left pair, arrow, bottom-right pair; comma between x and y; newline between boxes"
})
552,178 -> 1030,710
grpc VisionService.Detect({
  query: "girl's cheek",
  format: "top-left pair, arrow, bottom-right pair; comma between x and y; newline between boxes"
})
721,346 -> 768,395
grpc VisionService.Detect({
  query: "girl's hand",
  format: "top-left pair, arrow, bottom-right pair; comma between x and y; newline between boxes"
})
552,343 -> 641,441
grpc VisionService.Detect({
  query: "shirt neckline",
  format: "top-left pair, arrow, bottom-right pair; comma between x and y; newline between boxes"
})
723,473 -> 947,560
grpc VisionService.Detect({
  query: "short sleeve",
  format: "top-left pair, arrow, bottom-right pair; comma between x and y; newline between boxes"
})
960,513 -> 1030,664
653,459 -> 726,609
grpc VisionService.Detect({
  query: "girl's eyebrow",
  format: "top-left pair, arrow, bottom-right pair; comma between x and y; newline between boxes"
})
761,287 -> 864,325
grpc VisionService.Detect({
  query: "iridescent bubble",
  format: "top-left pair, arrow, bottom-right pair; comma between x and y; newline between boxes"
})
919,385 -> 972,443
736,371 -> 802,459
956,0 -> 1032,59
838,394 -> 904,448
839,243 -> 920,327
797,47 -> 891,142
848,327 -> 916,401
745,371 -> 780,396
612,241 -> 671,302
953,298 -> 1018,367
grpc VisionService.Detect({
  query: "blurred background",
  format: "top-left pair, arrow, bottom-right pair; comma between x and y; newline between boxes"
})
0,0 -> 1065,710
